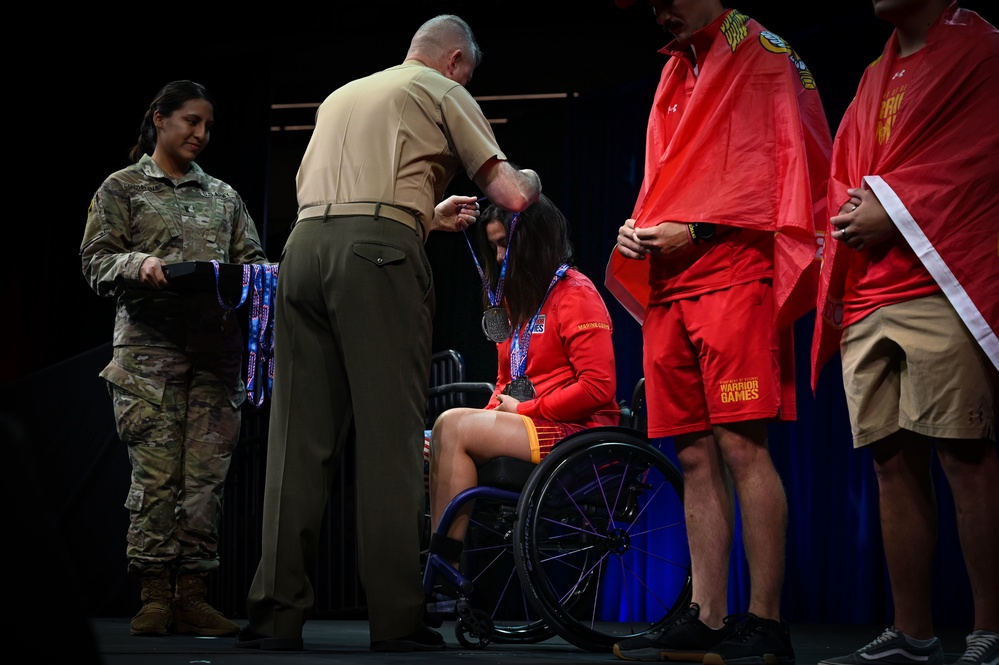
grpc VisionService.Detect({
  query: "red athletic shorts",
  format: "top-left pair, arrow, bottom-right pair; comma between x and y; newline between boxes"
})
522,417 -> 587,463
422,418 -> 586,492
643,280 -> 795,438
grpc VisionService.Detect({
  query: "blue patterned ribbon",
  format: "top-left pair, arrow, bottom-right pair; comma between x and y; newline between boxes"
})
464,204 -> 520,309
212,260 -> 251,310
211,260 -> 279,407
510,264 -> 569,379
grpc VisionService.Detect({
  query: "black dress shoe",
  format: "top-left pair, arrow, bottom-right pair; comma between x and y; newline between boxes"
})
234,625 -> 304,651
370,626 -> 446,652
425,610 -> 444,629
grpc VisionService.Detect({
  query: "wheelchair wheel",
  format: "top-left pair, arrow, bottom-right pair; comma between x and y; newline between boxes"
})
460,496 -> 557,644
454,608 -> 493,649
513,427 -> 692,653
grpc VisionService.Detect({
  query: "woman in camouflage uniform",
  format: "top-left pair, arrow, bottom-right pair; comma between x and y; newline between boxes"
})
81,80 -> 268,637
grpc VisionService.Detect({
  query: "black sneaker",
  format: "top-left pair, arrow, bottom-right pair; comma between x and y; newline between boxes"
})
613,603 -> 739,661
702,614 -> 795,665
818,626 -> 943,665
370,626 -> 446,652
234,625 -> 304,651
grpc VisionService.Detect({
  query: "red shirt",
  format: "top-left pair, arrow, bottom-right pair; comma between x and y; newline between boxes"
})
812,2 -> 999,387
490,268 -> 620,427
840,49 -> 939,328
605,9 -> 832,330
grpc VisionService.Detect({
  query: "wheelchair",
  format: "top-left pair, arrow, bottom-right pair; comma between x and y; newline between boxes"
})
422,350 -> 692,653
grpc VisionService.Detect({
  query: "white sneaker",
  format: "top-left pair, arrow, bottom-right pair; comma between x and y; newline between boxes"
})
954,630 -> 999,665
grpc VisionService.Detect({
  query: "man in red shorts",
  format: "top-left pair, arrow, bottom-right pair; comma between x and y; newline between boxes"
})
606,1 -> 832,663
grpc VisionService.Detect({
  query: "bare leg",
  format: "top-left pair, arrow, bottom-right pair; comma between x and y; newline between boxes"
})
675,430 -> 734,628
871,431 -> 936,640
428,408 -> 532,542
937,438 -> 999,632
715,420 -> 787,621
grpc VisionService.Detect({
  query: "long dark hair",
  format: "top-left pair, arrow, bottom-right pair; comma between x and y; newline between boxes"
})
475,193 -> 575,327
128,80 -> 214,164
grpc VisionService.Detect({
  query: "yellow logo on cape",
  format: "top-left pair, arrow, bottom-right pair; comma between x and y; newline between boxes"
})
760,31 -> 817,90
720,10 -> 750,52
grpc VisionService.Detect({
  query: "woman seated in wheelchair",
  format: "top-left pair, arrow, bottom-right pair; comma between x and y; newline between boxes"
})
427,193 -> 620,563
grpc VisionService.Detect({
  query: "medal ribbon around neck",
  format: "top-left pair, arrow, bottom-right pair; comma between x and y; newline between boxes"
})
510,263 -> 569,381
464,203 -> 521,330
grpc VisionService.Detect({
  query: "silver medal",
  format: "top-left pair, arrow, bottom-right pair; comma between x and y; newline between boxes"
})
503,377 -> 536,401
482,306 -> 512,343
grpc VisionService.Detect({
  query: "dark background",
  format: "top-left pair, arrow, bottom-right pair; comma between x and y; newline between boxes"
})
5,0 -> 996,630
10,0 -> 928,386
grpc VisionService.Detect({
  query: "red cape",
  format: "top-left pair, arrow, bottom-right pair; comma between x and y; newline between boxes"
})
811,3 -> 999,391
605,10 -> 832,330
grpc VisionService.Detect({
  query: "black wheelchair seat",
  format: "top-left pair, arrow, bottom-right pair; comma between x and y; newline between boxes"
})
476,456 -> 536,492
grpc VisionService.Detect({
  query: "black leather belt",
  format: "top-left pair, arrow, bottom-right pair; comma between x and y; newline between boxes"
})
296,202 -> 423,240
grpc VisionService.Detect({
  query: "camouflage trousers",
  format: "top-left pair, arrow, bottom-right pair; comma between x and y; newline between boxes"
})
102,345 -> 244,576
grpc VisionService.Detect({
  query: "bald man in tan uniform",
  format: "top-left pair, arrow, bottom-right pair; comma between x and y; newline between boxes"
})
237,14 -> 542,653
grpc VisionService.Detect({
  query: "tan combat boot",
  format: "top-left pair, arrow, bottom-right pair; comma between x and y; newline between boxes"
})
173,572 -> 239,636
130,568 -> 173,636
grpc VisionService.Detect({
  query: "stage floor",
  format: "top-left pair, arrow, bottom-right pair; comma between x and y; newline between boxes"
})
83,618 -> 973,665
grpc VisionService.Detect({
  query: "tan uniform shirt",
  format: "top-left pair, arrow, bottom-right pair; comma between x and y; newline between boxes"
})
296,60 -> 505,237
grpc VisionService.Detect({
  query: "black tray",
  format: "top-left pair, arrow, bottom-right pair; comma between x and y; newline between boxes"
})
163,261 -> 248,303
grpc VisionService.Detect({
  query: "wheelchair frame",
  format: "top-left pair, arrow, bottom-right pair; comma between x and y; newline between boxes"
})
422,351 -> 692,652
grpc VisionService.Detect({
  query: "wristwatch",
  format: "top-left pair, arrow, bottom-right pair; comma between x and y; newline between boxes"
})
687,223 -> 716,243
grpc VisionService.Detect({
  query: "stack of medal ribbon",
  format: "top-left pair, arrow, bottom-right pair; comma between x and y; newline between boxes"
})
211,259 -> 279,408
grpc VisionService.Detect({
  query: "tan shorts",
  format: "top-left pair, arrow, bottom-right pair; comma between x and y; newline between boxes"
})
840,294 -> 996,447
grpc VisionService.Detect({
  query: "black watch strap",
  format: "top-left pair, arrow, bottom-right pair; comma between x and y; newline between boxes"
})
688,222 -> 716,243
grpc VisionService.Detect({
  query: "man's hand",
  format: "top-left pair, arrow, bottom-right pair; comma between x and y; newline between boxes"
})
831,187 -> 897,251
431,195 -> 481,233
616,219 -> 692,260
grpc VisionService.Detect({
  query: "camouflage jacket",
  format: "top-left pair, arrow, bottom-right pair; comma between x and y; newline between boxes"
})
81,154 -> 269,352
